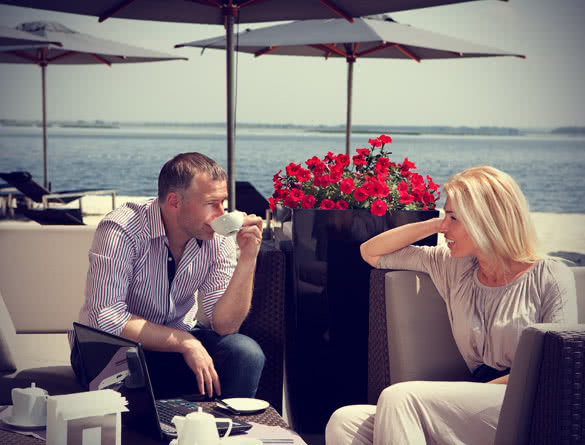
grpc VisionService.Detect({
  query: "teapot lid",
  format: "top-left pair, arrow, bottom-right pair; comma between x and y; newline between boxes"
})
17,382 -> 47,395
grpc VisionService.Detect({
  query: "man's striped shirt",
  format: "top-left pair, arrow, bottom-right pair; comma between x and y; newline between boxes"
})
76,198 -> 236,338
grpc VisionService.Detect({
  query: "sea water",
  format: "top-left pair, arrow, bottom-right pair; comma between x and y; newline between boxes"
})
1,126 -> 584,213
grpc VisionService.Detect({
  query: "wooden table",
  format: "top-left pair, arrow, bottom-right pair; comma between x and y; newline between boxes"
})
0,402 -> 289,444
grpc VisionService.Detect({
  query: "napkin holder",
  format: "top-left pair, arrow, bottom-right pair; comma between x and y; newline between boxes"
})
46,389 -> 128,445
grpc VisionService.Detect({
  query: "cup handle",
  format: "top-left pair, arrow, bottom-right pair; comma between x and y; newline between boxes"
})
216,418 -> 233,438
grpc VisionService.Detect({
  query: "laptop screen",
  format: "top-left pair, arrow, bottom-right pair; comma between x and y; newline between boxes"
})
73,322 -> 164,439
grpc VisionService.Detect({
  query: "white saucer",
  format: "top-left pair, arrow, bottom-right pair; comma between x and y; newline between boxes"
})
220,398 -> 269,414
0,406 -> 46,429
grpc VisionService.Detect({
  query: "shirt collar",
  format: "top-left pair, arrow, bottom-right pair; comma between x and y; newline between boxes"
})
147,198 -> 167,240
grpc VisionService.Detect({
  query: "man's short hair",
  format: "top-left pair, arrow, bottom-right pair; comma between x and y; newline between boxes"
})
158,152 -> 227,201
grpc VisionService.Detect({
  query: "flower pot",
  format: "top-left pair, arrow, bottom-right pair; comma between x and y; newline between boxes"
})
273,207 -> 439,434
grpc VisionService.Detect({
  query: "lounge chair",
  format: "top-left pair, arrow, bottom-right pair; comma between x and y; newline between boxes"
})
0,171 -> 116,224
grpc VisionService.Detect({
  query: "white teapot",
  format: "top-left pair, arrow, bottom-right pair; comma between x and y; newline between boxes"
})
171,408 -> 233,445
11,382 -> 49,426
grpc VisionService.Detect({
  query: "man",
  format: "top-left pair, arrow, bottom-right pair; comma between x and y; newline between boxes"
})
70,152 -> 265,399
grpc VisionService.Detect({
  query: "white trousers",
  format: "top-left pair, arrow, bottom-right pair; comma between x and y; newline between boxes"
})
325,381 -> 507,445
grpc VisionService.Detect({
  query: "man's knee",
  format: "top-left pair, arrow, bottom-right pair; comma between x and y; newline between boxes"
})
218,333 -> 265,370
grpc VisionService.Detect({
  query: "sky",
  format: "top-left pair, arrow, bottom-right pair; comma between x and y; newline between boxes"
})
0,0 -> 584,128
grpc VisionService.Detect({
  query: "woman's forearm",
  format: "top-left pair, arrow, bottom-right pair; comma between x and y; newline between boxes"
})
360,217 -> 442,267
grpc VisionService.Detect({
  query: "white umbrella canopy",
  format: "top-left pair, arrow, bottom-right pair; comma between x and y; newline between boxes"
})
0,21 -> 187,189
0,0 -> 502,209
177,15 -> 524,154
0,23 -> 61,47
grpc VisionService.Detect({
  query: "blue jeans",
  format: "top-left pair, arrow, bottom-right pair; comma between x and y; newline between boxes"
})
71,325 -> 265,400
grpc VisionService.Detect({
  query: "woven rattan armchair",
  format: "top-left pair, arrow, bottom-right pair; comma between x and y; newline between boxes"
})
0,240 -> 286,414
368,267 -> 585,445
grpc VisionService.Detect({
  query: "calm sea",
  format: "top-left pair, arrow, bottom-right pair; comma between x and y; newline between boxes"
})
1,126 -> 584,213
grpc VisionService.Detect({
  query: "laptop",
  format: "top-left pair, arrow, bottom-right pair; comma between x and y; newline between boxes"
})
72,322 -> 252,441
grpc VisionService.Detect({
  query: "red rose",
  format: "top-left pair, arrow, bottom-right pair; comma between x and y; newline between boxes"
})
370,199 -> 388,216
353,186 -> 369,202
336,200 -> 349,209
301,195 -> 316,208
320,199 -> 335,209
340,177 -> 355,194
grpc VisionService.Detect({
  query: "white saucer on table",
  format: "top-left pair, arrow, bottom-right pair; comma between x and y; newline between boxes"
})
0,406 -> 46,429
219,398 -> 269,414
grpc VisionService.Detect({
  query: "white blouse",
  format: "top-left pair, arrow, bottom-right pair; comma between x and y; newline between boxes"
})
377,245 -> 577,371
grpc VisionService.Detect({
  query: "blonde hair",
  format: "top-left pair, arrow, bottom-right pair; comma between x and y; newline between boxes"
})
443,166 -> 541,272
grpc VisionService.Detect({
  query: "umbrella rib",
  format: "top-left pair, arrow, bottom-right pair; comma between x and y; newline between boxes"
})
395,44 -> 421,62
355,42 -> 394,57
98,0 -> 137,22
89,53 -> 113,66
6,50 -> 39,63
255,46 -> 280,57
311,43 -> 347,58
318,0 -> 354,22
46,51 -> 78,63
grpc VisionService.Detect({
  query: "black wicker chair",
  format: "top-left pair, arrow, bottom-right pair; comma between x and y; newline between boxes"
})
368,267 -> 585,445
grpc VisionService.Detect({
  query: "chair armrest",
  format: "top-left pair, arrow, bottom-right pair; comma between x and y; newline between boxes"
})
368,269 -> 470,404
496,324 -> 585,445
239,241 -> 286,414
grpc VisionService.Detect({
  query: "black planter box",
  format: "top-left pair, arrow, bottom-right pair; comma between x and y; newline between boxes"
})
273,207 -> 439,434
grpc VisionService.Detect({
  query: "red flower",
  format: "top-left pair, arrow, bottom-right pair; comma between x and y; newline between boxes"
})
283,196 -> 298,208
401,157 -> 416,170
340,177 -> 355,194
399,194 -> 414,205
269,197 -> 276,212
286,162 -> 301,176
353,186 -> 369,202
296,168 -> 311,182
301,195 -> 316,208
290,188 -> 304,201
370,199 -> 388,216
337,154 -> 350,167
397,181 -> 409,194
368,138 -> 382,147
320,199 -> 335,209
426,175 -> 439,191
272,170 -> 282,182
356,148 -> 370,157
377,157 -> 390,169
379,134 -> 392,144
352,154 -> 367,166
329,169 -> 343,183
336,200 -> 349,209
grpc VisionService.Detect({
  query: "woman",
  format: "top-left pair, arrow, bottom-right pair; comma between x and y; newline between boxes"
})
325,166 -> 577,445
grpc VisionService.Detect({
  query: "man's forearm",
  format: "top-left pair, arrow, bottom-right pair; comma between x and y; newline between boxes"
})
211,255 -> 257,335
121,315 -> 198,353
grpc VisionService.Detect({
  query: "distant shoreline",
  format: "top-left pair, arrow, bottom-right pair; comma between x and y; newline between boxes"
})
3,119 -> 583,137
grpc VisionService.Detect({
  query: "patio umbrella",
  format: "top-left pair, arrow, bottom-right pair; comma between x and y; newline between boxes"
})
0,21 -> 187,189
0,0 -> 501,209
0,23 -> 61,47
177,15 -> 524,154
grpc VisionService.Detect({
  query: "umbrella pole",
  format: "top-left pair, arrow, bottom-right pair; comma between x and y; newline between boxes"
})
41,63 -> 48,190
225,8 -> 236,211
345,58 -> 354,156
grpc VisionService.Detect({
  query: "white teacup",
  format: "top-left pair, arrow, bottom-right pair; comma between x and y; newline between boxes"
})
211,211 -> 244,236
11,382 -> 48,426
